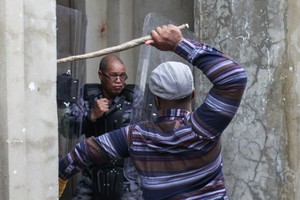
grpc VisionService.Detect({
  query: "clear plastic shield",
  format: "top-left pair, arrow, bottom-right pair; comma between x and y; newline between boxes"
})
131,12 -> 195,124
124,12 -> 195,183
56,5 -> 87,200
57,4 -> 87,154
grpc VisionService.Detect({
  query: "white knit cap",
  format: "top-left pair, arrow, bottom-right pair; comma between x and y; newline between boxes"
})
149,61 -> 194,100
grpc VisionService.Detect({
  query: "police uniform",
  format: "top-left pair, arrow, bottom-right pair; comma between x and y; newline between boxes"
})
72,84 -> 142,200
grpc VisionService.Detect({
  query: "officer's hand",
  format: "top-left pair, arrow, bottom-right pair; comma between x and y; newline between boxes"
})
59,177 -> 68,198
90,98 -> 110,120
145,24 -> 183,51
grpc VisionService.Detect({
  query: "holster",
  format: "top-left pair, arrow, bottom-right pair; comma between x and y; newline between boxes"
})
91,164 -> 124,200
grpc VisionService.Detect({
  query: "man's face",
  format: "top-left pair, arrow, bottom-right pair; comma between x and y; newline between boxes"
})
99,61 -> 127,97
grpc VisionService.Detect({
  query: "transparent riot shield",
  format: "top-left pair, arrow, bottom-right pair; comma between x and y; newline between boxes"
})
131,12 -> 195,124
124,11 -> 195,185
56,5 -> 87,200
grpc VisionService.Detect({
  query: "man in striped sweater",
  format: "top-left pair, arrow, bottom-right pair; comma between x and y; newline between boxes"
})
59,24 -> 247,200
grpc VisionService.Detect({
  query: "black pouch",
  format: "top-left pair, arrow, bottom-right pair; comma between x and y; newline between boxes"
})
91,166 -> 124,200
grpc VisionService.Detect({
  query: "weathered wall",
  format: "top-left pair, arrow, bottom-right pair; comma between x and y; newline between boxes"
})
0,0 -> 57,199
286,0 -> 300,199
194,0 -> 300,199
83,0 -> 194,84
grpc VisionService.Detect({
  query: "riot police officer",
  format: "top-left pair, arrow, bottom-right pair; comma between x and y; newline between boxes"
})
72,55 -> 140,200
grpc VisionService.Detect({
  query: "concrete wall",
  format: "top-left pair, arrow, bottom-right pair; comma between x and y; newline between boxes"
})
0,0 -> 57,200
83,0 -> 194,84
194,0 -> 300,199
286,0 -> 300,198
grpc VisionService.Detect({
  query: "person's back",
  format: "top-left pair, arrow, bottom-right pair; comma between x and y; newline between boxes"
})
125,117 -> 222,199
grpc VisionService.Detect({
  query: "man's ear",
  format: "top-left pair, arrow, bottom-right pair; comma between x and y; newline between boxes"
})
98,70 -> 103,81
191,90 -> 195,100
154,96 -> 161,110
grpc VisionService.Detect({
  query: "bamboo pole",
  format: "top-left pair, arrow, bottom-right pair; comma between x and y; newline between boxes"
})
57,23 -> 189,64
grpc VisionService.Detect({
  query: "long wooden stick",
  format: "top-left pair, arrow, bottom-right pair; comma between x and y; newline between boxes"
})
57,23 -> 189,64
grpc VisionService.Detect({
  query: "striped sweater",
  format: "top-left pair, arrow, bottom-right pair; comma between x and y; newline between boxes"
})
59,38 -> 247,199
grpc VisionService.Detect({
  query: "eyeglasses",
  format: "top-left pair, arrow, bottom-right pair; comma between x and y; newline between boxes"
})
101,71 -> 128,82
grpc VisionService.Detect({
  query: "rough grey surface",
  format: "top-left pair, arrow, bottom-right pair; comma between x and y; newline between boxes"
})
194,0 -> 298,199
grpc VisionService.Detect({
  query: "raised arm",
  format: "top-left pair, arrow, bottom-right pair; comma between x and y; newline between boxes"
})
147,24 -> 247,138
